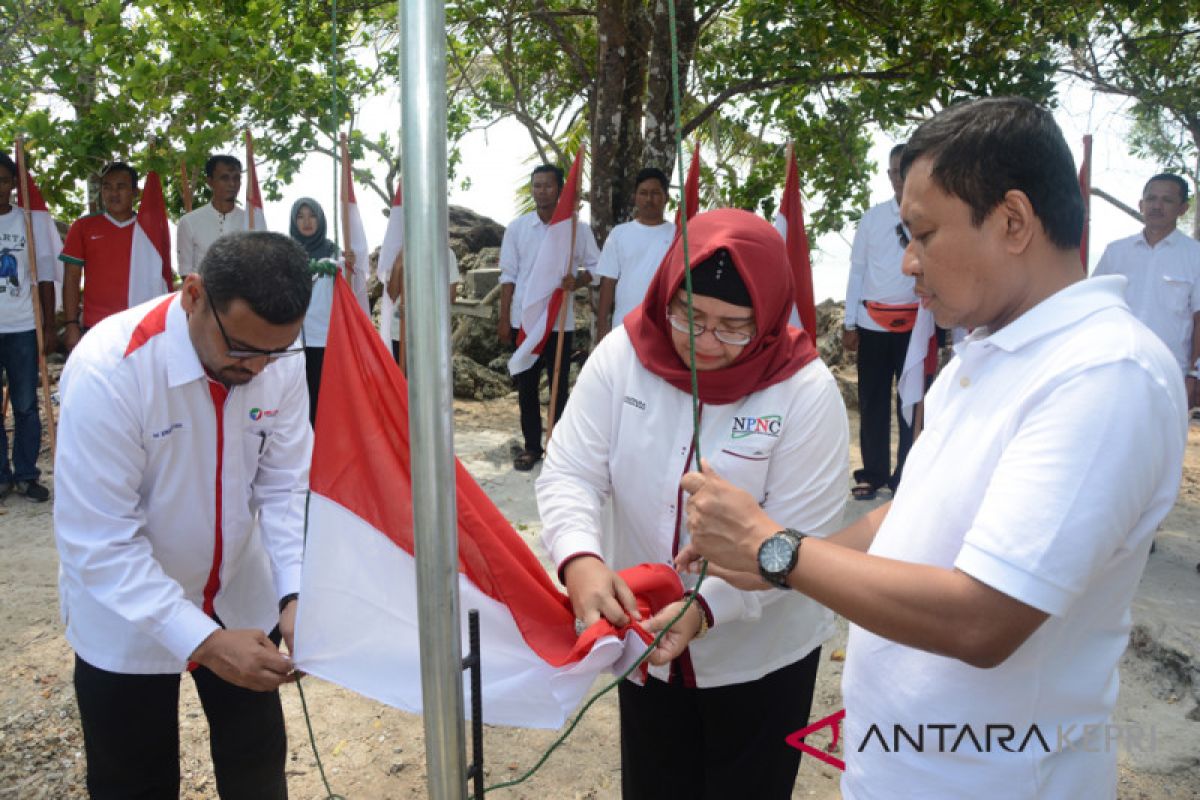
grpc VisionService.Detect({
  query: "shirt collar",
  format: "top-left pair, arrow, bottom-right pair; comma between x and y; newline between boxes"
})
961,276 -> 1128,354
163,294 -> 207,388
104,213 -> 137,228
1138,228 -> 1184,249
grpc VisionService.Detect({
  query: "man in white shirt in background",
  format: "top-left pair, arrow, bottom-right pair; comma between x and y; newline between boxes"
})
1093,173 -> 1200,408
595,167 -> 675,343
176,155 -> 247,276
843,143 -> 918,500
55,231 -> 313,799
681,96 -> 1186,800
497,164 -> 599,471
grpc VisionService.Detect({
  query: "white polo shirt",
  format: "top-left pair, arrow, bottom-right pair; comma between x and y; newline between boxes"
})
176,203 -> 249,275
1092,228 -> 1200,372
844,198 -> 916,332
498,211 -> 599,330
842,277 -> 1186,799
54,293 -> 311,674
595,219 -> 676,326
538,329 -> 848,687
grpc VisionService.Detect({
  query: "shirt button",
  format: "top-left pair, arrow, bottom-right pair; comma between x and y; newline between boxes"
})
959,376 -> 971,388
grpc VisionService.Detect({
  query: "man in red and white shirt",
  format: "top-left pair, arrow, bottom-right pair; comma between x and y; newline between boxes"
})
54,231 -> 313,798
60,162 -> 145,349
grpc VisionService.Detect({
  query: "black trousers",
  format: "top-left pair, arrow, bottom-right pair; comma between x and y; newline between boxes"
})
304,346 -> 325,426
854,327 -> 913,490
512,327 -> 572,454
73,654 -> 288,800
617,647 -> 821,800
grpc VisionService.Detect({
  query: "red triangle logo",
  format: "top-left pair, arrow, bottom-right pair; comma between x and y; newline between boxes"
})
785,708 -> 846,771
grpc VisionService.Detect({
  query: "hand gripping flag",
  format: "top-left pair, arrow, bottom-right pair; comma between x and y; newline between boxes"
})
14,169 -> 64,301
674,139 -> 701,226
507,147 -> 585,377
376,185 -> 404,346
245,132 -> 268,231
898,304 -> 938,426
295,276 -> 683,728
773,145 -> 817,334
127,171 -> 173,305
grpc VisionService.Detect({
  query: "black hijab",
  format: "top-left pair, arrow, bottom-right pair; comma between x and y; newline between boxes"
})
289,197 -> 338,261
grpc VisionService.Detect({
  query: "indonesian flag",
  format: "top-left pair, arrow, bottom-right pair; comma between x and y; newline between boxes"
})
773,145 -> 817,334
14,169 -> 64,296
1078,134 -> 1092,273
127,171 -> 173,306
507,147 -> 585,376
294,277 -> 682,728
674,139 -> 701,226
245,132 -> 268,231
340,139 -> 371,315
376,184 -> 403,346
898,304 -> 938,426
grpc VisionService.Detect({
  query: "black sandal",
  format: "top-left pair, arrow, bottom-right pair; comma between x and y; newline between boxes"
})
513,449 -> 543,472
851,481 -> 878,501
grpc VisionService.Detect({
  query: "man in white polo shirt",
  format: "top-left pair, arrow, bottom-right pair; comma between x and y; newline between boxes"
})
595,167 -> 676,343
680,97 -> 1186,799
1093,173 -> 1200,407
176,155 -> 248,276
54,231 -> 313,799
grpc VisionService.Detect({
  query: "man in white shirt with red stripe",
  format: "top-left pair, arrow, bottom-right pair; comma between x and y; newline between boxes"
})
682,98 -> 1186,799
54,231 -> 313,799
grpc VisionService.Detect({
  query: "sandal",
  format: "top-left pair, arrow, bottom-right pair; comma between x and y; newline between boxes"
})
851,481 -> 878,501
513,449 -> 543,472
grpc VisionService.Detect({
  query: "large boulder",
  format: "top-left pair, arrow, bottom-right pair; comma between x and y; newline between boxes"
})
449,205 -> 505,256
452,354 -> 512,400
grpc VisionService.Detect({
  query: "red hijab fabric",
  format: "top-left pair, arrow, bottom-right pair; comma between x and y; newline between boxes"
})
624,208 -> 819,405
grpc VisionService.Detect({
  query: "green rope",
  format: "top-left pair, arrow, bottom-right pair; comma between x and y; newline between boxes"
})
330,0 -> 340,246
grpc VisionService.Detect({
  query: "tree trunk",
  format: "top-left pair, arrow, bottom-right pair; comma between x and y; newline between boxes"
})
643,0 -> 698,190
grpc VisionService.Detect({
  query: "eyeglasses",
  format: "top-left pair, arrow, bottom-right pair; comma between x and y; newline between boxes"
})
205,286 -> 303,361
666,309 -> 755,346
895,223 -> 911,248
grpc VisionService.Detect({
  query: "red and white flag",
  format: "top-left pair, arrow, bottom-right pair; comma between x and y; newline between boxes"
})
375,185 -> 404,346
507,148 -> 585,376
674,139 -> 701,226
127,171 -> 173,306
773,145 -> 817,334
294,277 -> 682,728
14,169 -> 64,294
340,137 -> 370,314
245,132 -> 268,231
898,304 -> 938,426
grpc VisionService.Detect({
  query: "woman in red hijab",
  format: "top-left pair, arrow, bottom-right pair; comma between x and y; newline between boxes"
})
537,208 -> 849,798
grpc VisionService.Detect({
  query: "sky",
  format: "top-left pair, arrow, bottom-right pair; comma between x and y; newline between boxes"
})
257,78 -> 1162,304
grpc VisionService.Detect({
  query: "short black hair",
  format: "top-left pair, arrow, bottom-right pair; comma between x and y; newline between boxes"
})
531,164 -> 565,188
100,161 -> 139,187
1144,173 -> 1189,203
0,152 -> 14,179
900,97 -> 1083,251
205,155 -> 243,178
199,232 -> 312,325
888,143 -> 906,161
634,167 -> 669,194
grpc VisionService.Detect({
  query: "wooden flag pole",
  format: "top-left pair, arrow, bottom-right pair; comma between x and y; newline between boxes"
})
13,137 -> 57,458
544,210 -> 579,445
244,131 -> 256,231
339,133 -> 354,280
179,161 -> 193,213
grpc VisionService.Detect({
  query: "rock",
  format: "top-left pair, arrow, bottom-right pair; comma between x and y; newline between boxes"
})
453,354 -> 512,400
459,247 -> 500,276
465,267 -> 501,300
449,205 -> 505,255
454,315 -> 505,367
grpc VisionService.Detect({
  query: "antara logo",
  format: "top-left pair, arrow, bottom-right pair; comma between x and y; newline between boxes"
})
249,407 -> 279,421
731,415 -> 781,439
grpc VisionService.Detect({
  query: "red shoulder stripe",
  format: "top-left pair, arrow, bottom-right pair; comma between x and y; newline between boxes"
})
123,295 -> 176,358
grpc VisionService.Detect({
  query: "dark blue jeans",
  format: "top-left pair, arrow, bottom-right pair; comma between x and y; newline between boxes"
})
0,329 -> 41,482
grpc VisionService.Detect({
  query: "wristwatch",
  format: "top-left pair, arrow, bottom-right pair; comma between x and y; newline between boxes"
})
757,529 -> 805,588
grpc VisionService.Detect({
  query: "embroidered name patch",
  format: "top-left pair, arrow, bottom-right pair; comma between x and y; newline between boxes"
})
623,396 -> 646,411
249,407 -> 279,421
731,415 -> 781,439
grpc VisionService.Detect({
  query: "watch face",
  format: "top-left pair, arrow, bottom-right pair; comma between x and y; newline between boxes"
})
760,536 -> 794,573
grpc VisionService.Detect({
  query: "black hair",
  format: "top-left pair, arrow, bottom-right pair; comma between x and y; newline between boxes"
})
1144,173 -> 1189,203
100,161 -> 139,187
0,152 -> 14,179
205,155 -> 243,178
900,97 -> 1083,251
199,232 -> 312,324
531,164 -> 565,189
634,167 -> 669,194
888,143 -> 906,161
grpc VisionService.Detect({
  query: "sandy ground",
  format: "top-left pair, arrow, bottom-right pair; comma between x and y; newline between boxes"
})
1,393 -> 1198,799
